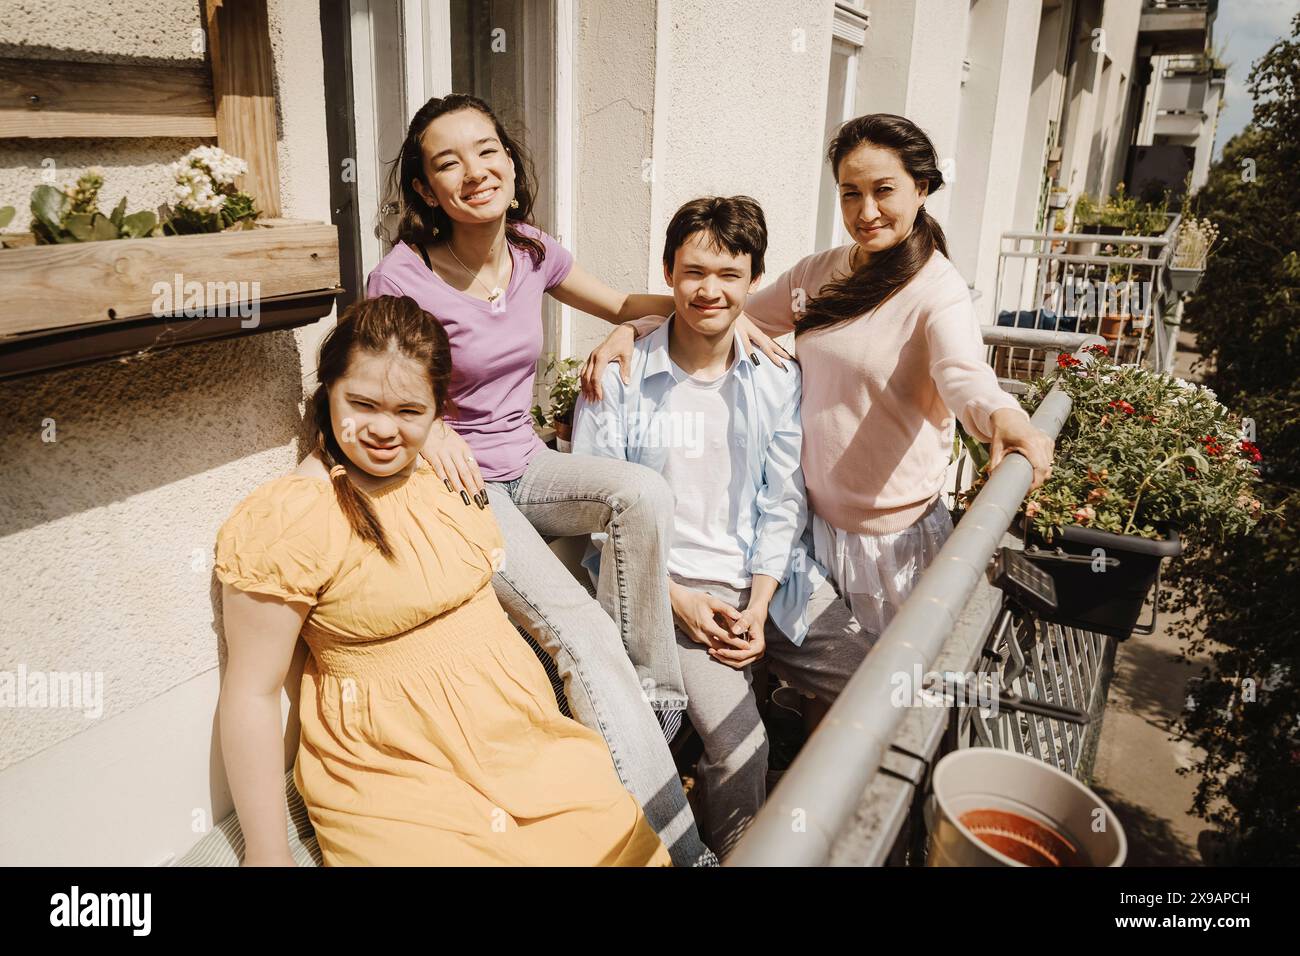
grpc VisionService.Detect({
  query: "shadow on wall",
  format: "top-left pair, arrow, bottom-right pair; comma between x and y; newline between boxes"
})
0,330 -> 309,538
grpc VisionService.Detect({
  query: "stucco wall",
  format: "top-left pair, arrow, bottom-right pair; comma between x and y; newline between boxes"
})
948,0 -> 1043,319
569,0 -> 659,359
648,0 -> 833,285
570,0 -> 833,353
0,0 -> 332,865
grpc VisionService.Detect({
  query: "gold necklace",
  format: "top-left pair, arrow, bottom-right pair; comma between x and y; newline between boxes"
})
446,243 -> 506,303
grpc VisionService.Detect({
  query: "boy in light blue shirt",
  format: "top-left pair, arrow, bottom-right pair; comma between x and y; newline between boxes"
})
573,196 -> 841,857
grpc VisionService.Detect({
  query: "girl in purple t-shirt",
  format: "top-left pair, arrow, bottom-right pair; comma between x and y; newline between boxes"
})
365,94 -> 782,867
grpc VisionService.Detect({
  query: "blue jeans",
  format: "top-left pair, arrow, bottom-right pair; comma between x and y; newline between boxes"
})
485,447 -> 704,865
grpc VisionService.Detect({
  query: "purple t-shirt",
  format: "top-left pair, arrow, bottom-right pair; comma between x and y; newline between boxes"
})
365,224 -> 574,482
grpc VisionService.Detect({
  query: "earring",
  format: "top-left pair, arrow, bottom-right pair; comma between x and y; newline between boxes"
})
431,225 -> 439,237
509,198 -> 519,210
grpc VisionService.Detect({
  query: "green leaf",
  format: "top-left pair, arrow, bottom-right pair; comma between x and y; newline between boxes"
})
110,195 -> 127,227
121,210 -> 156,238
0,206 -> 14,230
30,184 -> 66,233
64,213 -> 95,241
89,213 -> 119,241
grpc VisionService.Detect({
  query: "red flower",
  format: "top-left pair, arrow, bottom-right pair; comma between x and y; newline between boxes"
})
1240,440 -> 1262,463
1083,344 -> 1110,356
1200,435 -> 1223,456
1108,399 -> 1135,415
1057,354 -> 1082,369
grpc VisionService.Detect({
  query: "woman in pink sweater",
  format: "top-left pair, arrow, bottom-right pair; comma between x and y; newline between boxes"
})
583,113 -> 1053,644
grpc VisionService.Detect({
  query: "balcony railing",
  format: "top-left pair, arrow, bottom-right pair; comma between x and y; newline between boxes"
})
729,326 -> 1110,866
1139,0 -> 1215,57
990,213 -> 1182,375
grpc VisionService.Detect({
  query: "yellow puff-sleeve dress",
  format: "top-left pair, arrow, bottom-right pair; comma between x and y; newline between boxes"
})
214,460 -> 670,866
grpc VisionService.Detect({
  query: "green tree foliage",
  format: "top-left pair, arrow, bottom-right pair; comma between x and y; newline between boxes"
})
1164,14 -> 1300,865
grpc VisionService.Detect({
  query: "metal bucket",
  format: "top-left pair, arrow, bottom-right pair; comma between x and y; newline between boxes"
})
927,748 -> 1126,867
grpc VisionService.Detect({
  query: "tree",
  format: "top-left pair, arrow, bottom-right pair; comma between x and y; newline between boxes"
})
1164,13 -> 1300,865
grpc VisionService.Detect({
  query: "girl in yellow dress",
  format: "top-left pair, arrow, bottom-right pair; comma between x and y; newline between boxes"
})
215,294 -> 669,866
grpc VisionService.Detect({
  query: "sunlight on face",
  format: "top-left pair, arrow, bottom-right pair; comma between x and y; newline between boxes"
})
837,143 -> 929,259
664,231 -> 760,339
413,108 -> 516,227
328,348 -> 438,478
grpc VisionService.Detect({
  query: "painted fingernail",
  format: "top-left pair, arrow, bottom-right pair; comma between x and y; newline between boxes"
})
444,478 -> 454,491
750,351 -> 761,366
475,492 -> 486,509
460,491 -> 472,506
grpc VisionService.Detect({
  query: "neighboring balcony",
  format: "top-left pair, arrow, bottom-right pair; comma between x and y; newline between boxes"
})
1138,0 -> 1216,56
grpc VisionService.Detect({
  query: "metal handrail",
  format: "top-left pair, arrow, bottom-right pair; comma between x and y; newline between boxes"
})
992,214 -> 1182,373
728,329 -> 1099,866
1001,230 -> 1173,247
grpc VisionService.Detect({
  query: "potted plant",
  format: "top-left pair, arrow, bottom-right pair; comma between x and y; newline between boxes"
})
1069,185 -> 1169,269
530,355 -> 583,449
965,345 -> 1265,638
1167,213 -> 1219,295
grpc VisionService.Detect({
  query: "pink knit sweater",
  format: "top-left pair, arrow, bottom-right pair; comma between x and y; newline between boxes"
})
635,247 -> 1026,535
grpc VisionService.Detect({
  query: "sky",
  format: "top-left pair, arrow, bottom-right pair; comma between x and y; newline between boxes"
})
1211,0 -> 1299,158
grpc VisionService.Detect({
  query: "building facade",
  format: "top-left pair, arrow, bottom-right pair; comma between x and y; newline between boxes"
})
0,0 -> 1217,864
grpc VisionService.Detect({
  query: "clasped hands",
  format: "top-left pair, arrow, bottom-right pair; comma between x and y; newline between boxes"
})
668,581 -> 767,670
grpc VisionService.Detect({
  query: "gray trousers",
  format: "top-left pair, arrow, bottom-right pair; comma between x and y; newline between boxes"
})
672,576 -> 872,858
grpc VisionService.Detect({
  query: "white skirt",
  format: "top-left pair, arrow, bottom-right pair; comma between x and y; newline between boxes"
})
812,496 -> 954,639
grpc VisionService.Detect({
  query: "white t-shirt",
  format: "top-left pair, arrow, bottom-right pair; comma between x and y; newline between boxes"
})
660,355 -> 751,588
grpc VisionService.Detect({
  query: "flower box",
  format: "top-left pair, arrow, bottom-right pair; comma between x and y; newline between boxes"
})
1166,264 -> 1204,295
967,346 -> 1265,641
1022,525 -> 1183,639
0,218 -> 337,336
0,218 -> 340,378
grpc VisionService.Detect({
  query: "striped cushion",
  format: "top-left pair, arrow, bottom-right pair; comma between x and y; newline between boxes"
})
176,769 -> 321,867
517,623 -> 573,718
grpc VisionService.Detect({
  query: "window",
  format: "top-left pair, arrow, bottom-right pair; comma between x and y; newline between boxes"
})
343,0 -> 573,357
816,3 -> 869,251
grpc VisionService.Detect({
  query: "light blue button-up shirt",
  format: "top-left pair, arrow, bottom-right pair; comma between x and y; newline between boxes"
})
572,315 -> 827,646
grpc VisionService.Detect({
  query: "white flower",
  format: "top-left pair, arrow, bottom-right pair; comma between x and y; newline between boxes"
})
170,163 -> 225,215
182,145 -> 247,187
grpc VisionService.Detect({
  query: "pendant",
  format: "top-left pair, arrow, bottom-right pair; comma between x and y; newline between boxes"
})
488,287 -> 504,302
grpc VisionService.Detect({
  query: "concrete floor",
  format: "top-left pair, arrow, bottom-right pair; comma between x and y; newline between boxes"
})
1089,328 -> 1215,866
1090,605 -> 1211,865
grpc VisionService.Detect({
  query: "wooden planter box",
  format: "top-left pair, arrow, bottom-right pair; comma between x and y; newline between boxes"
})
0,219 -> 341,379
0,219 -> 338,335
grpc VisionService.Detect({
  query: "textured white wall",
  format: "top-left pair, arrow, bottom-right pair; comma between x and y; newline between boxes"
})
648,0 -> 833,286
569,0 -> 659,359
855,0 -> 916,117
0,0 -> 333,865
570,0 -> 833,353
948,0 -> 1043,320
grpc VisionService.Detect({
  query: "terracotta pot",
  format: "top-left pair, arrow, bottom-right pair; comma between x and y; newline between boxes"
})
1099,313 -> 1129,342
552,419 -> 573,452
